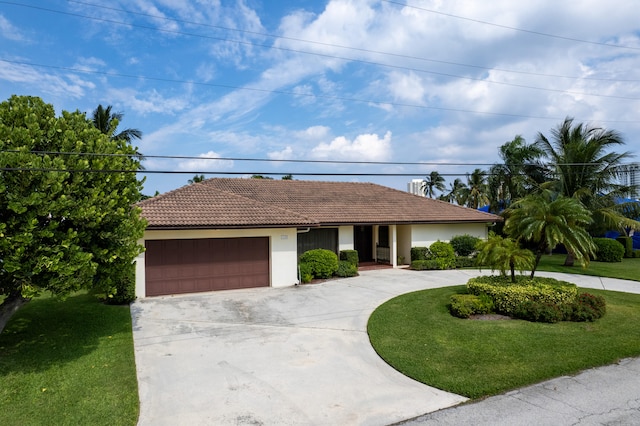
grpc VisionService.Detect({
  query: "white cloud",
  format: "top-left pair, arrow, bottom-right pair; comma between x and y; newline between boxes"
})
106,88 -> 189,115
311,131 -> 392,161
0,14 -> 27,41
268,146 -> 294,160
175,151 -> 234,171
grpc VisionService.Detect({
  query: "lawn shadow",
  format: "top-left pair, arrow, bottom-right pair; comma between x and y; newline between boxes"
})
0,292 -> 132,374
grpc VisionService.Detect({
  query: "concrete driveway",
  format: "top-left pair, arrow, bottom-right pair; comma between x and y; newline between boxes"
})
132,269 -> 640,425
131,269 -> 473,425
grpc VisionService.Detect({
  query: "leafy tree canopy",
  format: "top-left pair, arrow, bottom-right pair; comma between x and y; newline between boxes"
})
0,95 -> 147,333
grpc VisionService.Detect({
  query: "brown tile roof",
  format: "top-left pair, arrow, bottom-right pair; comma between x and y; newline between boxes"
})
138,178 -> 501,229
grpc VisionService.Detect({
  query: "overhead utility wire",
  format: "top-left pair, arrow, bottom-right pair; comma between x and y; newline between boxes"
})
383,0 -> 640,52
65,0 -> 640,83
10,58 -> 625,123
2,150 -> 635,168
3,3 -> 639,100
4,59 -> 640,124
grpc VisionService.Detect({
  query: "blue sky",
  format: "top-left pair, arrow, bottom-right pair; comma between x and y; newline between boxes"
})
2,0 -> 640,196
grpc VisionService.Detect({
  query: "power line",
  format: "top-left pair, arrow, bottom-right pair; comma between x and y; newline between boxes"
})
3,2 -> 639,101
65,0 -> 640,83
384,0 -> 640,52
1,149 -> 636,168
4,58 -> 640,124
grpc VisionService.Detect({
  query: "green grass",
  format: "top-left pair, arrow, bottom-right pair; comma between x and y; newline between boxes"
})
0,292 -> 139,426
368,285 -> 640,399
536,254 -> 640,281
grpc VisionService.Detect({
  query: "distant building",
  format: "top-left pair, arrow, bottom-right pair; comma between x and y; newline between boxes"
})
407,179 -> 424,196
620,163 -> 640,199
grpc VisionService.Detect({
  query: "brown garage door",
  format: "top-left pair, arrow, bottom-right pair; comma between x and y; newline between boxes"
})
145,237 -> 269,296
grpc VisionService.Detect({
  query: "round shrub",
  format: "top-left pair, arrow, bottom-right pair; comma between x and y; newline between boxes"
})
335,260 -> 358,277
429,241 -> 456,270
339,250 -> 359,267
299,249 -> 339,279
569,293 -> 606,322
514,300 -> 568,323
593,238 -> 624,262
450,234 -> 481,257
449,294 -> 494,318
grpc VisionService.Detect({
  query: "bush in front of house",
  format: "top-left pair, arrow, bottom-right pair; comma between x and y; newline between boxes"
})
593,237 -> 625,262
429,241 -> 456,270
634,250 -> 640,258
410,246 -> 430,261
466,275 -> 577,316
450,234 -> 481,257
339,250 -> 359,267
616,236 -> 634,258
336,260 -> 359,277
455,256 -> 477,268
410,259 -> 441,270
298,262 -> 313,283
449,294 -> 494,319
299,249 -> 339,279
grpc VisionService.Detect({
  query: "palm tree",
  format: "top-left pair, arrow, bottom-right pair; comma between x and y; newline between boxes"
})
441,178 -> 467,205
535,117 -> 639,263
421,171 -> 446,198
188,174 -> 205,184
504,191 -> 596,278
464,168 -> 489,209
476,232 -> 535,283
92,105 -> 142,142
488,135 -> 546,212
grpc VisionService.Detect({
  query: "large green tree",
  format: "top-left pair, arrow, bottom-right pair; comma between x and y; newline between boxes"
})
462,168 -> 489,209
504,192 -> 596,278
422,171 -> 446,198
0,95 -> 146,333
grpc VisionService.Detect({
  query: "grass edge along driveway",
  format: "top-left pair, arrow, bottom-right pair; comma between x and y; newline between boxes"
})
368,285 -> 640,399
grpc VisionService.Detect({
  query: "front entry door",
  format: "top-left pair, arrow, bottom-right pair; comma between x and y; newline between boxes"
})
354,225 -> 373,262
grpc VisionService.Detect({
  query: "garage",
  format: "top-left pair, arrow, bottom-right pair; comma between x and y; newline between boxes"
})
144,237 -> 270,296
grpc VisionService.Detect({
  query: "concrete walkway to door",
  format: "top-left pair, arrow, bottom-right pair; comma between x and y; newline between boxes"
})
131,268 -> 640,425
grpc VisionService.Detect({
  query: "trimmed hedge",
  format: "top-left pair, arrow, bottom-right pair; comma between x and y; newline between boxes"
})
450,234 -> 481,257
593,237 -> 624,262
466,275 -> 578,316
455,256 -> 477,268
336,260 -> 358,277
339,250 -> 359,267
616,236 -> 634,258
411,247 -> 430,261
449,294 -> 494,318
299,249 -> 339,279
411,259 -> 441,270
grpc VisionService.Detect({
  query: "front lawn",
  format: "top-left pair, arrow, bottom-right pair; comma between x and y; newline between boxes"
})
368,285 -> 640,399
536,254 -> 640,282
0,292 -> 139,426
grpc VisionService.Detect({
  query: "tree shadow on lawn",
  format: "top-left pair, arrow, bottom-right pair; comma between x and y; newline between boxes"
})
0,292 -> 132,374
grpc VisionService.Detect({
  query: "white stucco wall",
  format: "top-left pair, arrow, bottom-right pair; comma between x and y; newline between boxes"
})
135,228 -> 298,298
411,223 -> 489,248
338,226 -> 354,251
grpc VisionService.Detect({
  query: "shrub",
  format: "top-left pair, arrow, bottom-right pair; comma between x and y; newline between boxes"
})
339,250 -> 359,267
298,262 -> 313,283
449,294 -> 494,319
634,250 -> 640,259
569,293 -> 606,322
593,238 -> 625,262
411,259 -> 441,270
466,275 -> 577,316
335,260 -> 359,277
455,256 -> 476,268
411,246 -> 430,261
616,236 -> 634,258
429,241 -> 456,270
299,249 -> 339,279
450,234 -> 481,257
514,300 -> 568,323
100,263 -> 136,304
